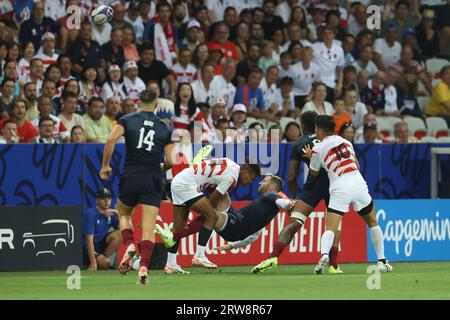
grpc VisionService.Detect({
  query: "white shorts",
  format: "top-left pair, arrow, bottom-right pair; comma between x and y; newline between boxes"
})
171,168 -> 203,206
328,174 -> 372,214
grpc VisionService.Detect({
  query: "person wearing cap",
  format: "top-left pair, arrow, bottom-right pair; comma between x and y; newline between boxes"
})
67,19 -> 101,77
207,97 -> 227,129
100,28 -> 126,70
120,60 -> 146,106
230,103 -> 248,144
19,1 -> 68,53
385,0 -> 419,42
182,20 -> 202,52
83,188 -> 123,271
415,8 -> 440,60
373,23 -> 402,71
124,1 -> 145,45
33,32 -> 59,72
101,64 -> 125,103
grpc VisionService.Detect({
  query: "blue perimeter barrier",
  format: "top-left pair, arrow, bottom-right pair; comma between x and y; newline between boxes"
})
0,143 -> 449,210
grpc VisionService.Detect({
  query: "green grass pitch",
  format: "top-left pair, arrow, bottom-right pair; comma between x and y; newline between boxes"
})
1,262 -> 449,300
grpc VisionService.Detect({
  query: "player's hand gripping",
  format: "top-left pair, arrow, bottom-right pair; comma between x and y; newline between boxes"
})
100,165 -> 112,180
286,200 -> 297,211
302,145 -> 313,160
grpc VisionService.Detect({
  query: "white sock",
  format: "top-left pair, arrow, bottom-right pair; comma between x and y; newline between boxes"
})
370,225 -> 385,260
167,252 -> 178,266
196,245 -> 207,258
320,230 -> 335,256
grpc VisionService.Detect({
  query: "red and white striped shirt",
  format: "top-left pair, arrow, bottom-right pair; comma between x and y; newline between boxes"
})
310,135 -> 359,187
191,158 -> 240,194
172,63 -> 197,85
33,52 -> 59,72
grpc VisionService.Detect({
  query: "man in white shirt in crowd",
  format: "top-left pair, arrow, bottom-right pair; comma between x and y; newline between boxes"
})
379,67 -> 405,117
172,48 -> 198,85
0,120 -> 19,144
120,60 -> 146,106
373,24 -> 402,71
211,58 -> 237,110
292,46 -> 321,108
259,65 -> 282,123
191,63 -> 220,105
207,98 -> 228,129
352,45 -> 378,77
312,26 -> 344,102
34,32 -> 59,72
343,88 -> 368,131
282,23 -> 312,53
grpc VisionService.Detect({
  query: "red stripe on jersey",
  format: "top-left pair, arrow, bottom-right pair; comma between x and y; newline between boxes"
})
333,158 -> 355,173
200,161 -> 207,175
193,164 -> 198,174
216,162 -> 228,176
207,163 -> 216,178
339,167 -> 357,176
229,178 -> 237,190
324,148 -> 336,162
327,155 -> 338,169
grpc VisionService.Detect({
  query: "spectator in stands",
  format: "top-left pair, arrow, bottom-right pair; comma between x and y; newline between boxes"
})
339,122 -> 356,144
182,20 -> 202,53
58,91 -> 85,132
288,5 -> 308,32
312,26 -> 344,101
31,116 -> 61,144
0,61 -> 20,98
275,76 -> 297,118
270,28 -> 284,64
352,45 -> 378,77
426,65 -> 450,126
191,63 -> 219,105
17,42 -> 35,85
355,122 -> 383,144
100,28 -> 125,70
262,0 -> 284,40
57,54 -> 75,87
68,20 -> 101,77
351,29 -> 374,62
343,65 -> 358,93
0,77 -> 15,119
208,98 -> 227,129
308,6 -> 326,41
302,82 -> 334,116
60,79 -> 84,115
276,0 -> 299,24
282,121 -> 301,143
41,79 -> 59,114
235,68 -> 266,119
172,48 -> 197,86
415,8 -> 440,60
19,1 -> 68,53
120,98 -> 136,117
137,42 -> 176,99
234,21 -> 250,60
124,1 -> 145,45
260,65 -> 280,118
214,117 -> 234,143
248,22 -> 265,46
347,3 -> 367,37
44,65 -> 62,91
288,41 -> 303,65
268,124 -> 283,143
92,15 -> 112,47
83,97 -> 112,143
0,119 -> 19,144
211,59 -> 237,110
147,81 -> 174,125
208,21 -> 240,64
402,28 -> 422,63
83,188 -> 122,271
279,51 -> 293,79
393,121 -> 420,143
24,82 -> 39,122
172,83 -> 201,130
373,23 -> 402,71
9,98 -> 38,143
235,43 -> 260,87
32,96 -> 69,142
344,88 -> 368,131
6,42 -> 20,64
33,32 -> 58,72
343,34 -> 357,67
71,125 -> 86,143
360,71 -> 386,114
229,103 -> 247,144
26,58 -> 44,94
326,9 -> 346,41
122,25 -> 140,63
121,60 -> 146,106
392,45 -> 433,94
283,23 -> 308,53
378,67 -> 405,117
105,97 -> 121,127
192,43 -> 209,73
385,0 -> 418,41
143,1 -> 178,68
79,65 -> 100,110
248,121 -> 265,143
100,65 -> 125,103
332,97 -> 352,134
258,40 -> 277,73
292,46 -> 321,109
397,66 -> 424,118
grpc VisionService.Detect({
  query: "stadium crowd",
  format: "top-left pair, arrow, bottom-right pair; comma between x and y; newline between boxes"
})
0,0 -> 450,146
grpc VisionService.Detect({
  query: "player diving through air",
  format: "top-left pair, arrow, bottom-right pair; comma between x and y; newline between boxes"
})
156,175 -> 297,260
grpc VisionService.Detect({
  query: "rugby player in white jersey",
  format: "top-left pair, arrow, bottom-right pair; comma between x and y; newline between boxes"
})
303,115 -> 393,274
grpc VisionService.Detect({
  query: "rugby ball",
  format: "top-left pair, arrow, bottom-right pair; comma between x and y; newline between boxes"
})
91,5 -> 114,25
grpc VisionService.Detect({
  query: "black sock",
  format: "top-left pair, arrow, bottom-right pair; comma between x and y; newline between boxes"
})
378,258 -> 386,264
198,226 -> 213,247
168,241 -> 180,254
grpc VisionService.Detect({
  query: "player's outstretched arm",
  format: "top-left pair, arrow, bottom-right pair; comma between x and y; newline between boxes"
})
100,124 -> 124,180
215,230 -> 262,251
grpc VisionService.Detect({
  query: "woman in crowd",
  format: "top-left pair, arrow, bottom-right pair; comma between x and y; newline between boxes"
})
101,64 -> 125,103
302,82 -> 334,115
17,42 -> 35,85
234,22 -> 250,60
282,121 -> 301,143
70,125 -> 86,143
339,122 -> 356,144
79,65 -> 100,110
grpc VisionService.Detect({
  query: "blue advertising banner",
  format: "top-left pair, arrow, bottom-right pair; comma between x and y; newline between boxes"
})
369,200 -> 450,262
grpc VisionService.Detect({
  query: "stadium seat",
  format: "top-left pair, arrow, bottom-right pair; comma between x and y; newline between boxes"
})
417,79 -> 428,97
436,137 -> 450,143
404,117 -> 427,140
420,136 -> 438,143
417,97 -> 430,113
426,117 -> 449,138
426,58 -> 450,85
377,116 -> 402,137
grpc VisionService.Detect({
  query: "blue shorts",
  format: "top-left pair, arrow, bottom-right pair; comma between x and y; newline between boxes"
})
299,174 -> 330,208
119,170 -> 163,208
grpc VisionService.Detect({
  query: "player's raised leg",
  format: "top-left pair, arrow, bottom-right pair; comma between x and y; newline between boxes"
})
359,201 -> 393,272
117,199 -> 137,275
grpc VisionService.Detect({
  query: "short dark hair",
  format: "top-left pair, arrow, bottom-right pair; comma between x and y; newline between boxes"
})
396,0 -> 409,10
88,97 -> 104,108
1,77 -> 14,88
242,162 -> 261,177
216,117 -> 229,127
196,102 -> 210,110
39,116 -> 54,127
280,76 -> 294,86
62,91 -> 78,101
268,174 -> 283,192
440,65 -> 450,76
140,90 -> 157,104
157,1 -> 172,11
315,115 -> 336,134
224,6 -> 237,14
248,67 -> 263,78
301,111 -> 318,134
139,41 -> 155,54
344,65 -> 357,74
263,0 -> 277,7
